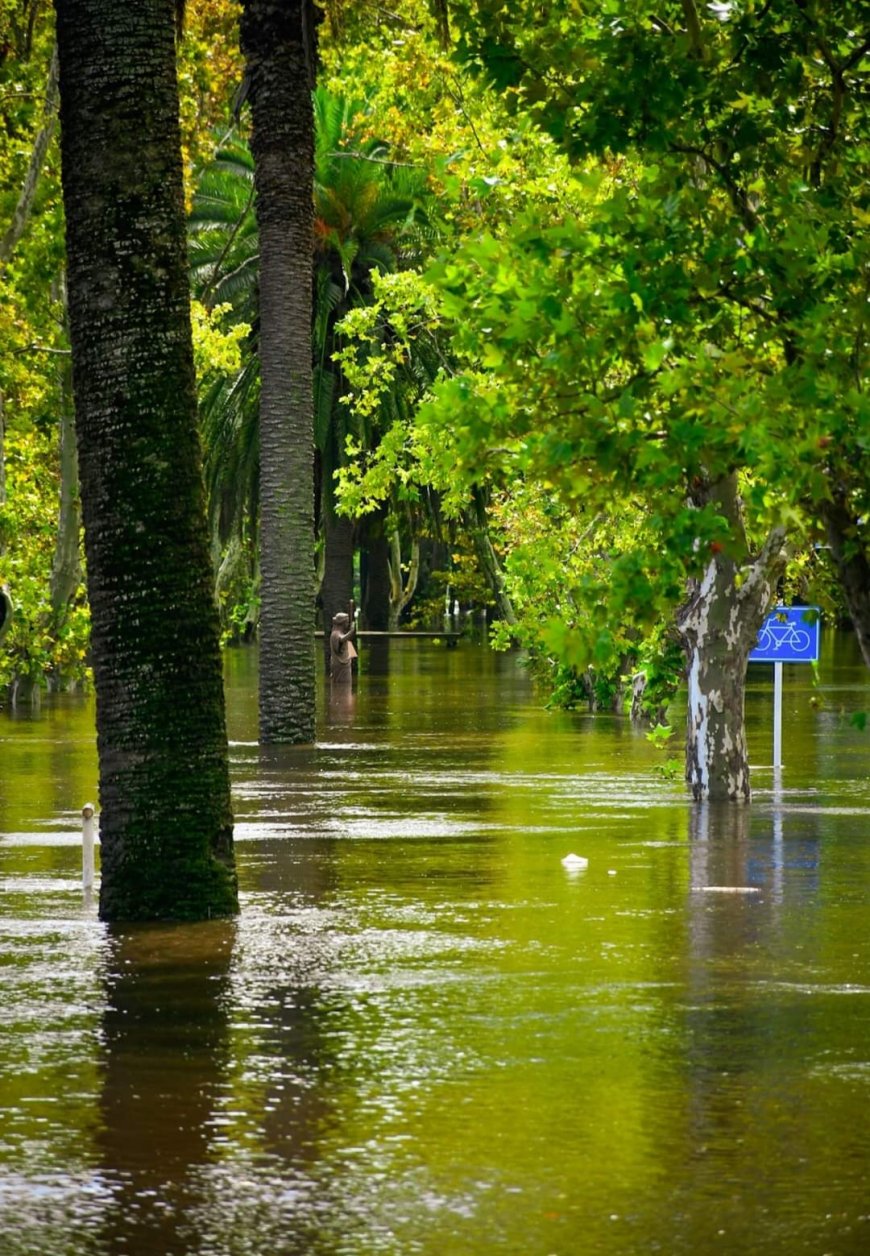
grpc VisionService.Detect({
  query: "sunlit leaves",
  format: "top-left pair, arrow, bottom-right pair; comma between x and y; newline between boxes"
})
0,429 -> 90,690
190,300 -> 250,382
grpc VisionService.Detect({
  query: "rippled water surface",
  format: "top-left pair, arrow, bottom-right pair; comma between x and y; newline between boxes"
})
1,637 -> 869,1255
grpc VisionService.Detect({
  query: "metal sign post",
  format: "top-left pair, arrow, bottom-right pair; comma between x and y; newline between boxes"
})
749,606 -> 820,770
773,661 -> 783,769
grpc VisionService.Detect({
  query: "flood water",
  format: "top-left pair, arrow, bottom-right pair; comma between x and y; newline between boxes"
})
1,636 -> 869,1255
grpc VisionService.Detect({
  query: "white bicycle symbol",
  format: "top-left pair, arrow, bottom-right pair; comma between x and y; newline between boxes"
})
756,621 -> 812,653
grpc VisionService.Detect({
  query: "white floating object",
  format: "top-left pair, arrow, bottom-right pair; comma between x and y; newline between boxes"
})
561,853 -> 588,870
698,886 -> 761,894
607,869 -> 617,876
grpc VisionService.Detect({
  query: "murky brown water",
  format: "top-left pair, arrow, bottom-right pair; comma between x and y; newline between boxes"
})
1,636 -> 868,1255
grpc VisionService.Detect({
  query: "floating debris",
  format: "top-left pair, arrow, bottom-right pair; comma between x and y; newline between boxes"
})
561,853 -> 588,870
696,886 -> 762,894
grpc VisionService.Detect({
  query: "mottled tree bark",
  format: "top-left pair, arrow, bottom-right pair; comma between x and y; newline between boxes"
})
241,0 -> 317,743
677,475 -> 787,803
54,0 -> 237,920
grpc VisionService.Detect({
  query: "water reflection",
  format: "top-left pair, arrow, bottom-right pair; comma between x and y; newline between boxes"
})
361,637 -> 391,677
680,799 -> 868,1253
1,638 -> 868,1255
96,922 -> 234,1253
327,683 -> 357,726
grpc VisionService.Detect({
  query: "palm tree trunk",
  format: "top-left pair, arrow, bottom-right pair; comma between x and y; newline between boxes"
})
54,0 -> 237,920
241,0 -> 318,743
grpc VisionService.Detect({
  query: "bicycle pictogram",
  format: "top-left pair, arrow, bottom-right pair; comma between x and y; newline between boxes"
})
749,606 -> 820,664
755,620 -> 812,654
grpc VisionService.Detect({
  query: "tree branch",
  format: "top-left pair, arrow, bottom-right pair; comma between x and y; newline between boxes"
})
199,183 -> 256,309
0,45 -> 59,264
442,73 -> 491,159
738,524 -> 789,605
790,2 -> 868,184
17,342 -> 71,356
680,0 -> 706,59
326,150 -> 420,168
669,142 -> 758,232
842,37 -> 870,72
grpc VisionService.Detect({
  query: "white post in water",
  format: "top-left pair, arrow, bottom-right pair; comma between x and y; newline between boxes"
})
82,802 -> 96,892
772,767 -> 784,904
773,661 -> 783,770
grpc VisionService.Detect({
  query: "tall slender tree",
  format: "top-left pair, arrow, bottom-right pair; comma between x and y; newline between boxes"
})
240,0 -> 319,743
312,89 -> 427,636
53,0 -> 238,919
188,93 -> 425,652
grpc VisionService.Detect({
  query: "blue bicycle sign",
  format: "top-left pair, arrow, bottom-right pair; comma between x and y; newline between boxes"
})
749,606 -> 820,664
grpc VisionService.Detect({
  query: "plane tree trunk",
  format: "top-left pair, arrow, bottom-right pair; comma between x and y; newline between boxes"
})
676,474 -> 787,803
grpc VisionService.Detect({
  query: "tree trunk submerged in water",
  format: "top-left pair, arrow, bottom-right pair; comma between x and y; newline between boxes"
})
241,0 -> 318,743
819,494 -> 870,668
54,0 -> 238,920
360,510 -> 391,630
677,476 -> 787,803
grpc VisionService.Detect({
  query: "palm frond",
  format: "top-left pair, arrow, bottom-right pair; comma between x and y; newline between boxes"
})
200,352 -> 261,542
